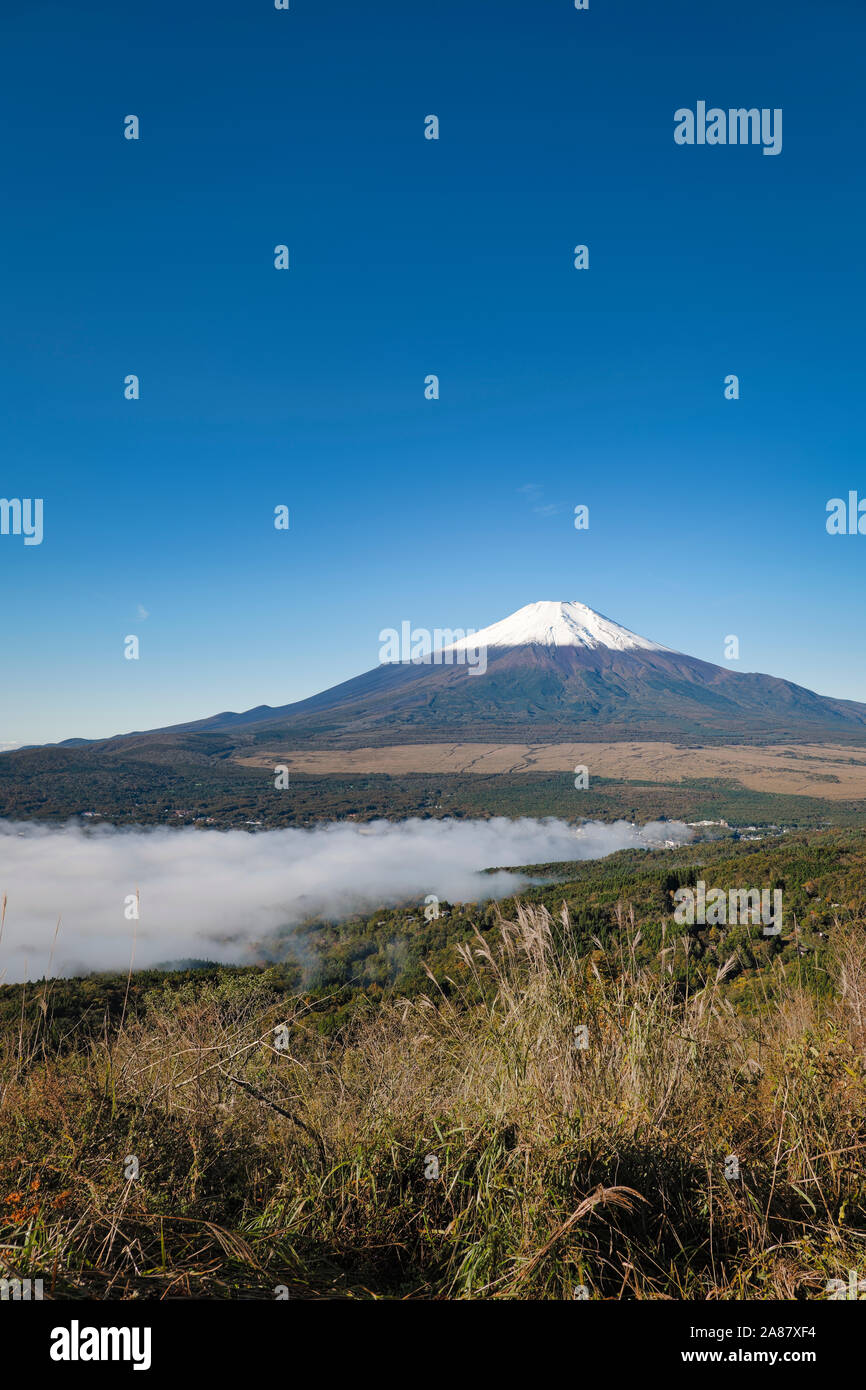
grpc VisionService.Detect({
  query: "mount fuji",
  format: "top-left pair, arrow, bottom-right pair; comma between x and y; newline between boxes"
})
61,599 -> 866,756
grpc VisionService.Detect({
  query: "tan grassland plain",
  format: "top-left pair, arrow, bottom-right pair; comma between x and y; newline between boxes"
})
234,742 -> 866,800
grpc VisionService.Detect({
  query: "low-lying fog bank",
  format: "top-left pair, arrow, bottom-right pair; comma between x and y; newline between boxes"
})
0,816 -> 693,981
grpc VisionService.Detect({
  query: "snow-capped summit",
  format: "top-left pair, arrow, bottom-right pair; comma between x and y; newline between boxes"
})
446,600 -> 673,653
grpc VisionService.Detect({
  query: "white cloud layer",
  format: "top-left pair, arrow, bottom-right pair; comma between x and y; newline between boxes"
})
0,817 -> 693,982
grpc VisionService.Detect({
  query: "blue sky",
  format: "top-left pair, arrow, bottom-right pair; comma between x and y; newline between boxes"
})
2,0 -> 864,745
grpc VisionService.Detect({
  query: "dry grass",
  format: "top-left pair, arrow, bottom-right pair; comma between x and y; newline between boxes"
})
0,903 -> 864,1299
234,740 -> 866,800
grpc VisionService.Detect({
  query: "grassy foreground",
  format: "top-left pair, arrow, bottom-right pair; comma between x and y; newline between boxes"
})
1,898 -> 864,1300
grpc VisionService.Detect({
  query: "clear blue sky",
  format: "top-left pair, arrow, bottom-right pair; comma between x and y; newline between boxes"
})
2,0 -> 864,746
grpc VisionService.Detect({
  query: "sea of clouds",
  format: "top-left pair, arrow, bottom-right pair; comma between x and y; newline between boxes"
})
0,816 -> 693,982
